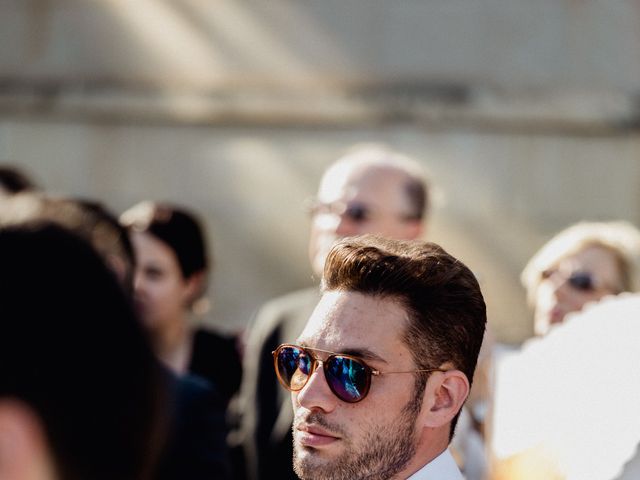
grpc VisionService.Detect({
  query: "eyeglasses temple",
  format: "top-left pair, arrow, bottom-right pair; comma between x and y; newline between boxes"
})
371,368 -> 448,376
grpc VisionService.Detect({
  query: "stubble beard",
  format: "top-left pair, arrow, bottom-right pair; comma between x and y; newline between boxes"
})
292,393 -> 423,480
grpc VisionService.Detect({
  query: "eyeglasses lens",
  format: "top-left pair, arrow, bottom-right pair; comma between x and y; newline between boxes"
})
325,356 -> 368,402
568,272 -> 595,291
276,346 -> 370,403
277,346 -> 311,390
343,204 -> 369,223
308,200 -> 370,223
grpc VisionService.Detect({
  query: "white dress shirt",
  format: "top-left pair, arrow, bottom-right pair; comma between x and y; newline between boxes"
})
406,448 -> 464,480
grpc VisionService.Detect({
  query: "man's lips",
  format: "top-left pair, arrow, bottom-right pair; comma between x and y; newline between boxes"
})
296,424 -> 340,448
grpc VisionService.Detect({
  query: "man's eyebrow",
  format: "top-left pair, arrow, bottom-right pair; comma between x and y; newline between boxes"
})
298,341 -> 389,365
341,347 -> 388,364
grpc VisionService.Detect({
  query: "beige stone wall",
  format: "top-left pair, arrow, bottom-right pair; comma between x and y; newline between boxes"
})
2,1 -> 640,343
2,120 -> 638,343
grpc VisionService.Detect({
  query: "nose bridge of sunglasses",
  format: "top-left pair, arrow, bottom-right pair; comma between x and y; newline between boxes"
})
294,354 -> 347,400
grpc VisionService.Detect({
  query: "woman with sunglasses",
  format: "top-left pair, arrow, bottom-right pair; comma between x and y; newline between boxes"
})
120,201 -> 242,407
521,220 -> 640,337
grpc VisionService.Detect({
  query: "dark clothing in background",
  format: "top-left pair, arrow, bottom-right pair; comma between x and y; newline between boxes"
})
239,288 -> 319,480
155,371 -> 232,480
190,328 -> 243,408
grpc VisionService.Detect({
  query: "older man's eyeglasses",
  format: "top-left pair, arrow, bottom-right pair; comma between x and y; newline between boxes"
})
273,344 -> 445,403
305,199 -> 418,224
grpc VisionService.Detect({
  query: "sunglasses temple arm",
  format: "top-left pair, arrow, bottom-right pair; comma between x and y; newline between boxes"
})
374,368 -> 447,376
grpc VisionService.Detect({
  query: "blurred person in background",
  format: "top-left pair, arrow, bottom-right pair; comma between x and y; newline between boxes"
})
239,144 -> 440,480
488,221 -> 640,479
0,165 -> 38,198
1,193 -> 232,480
490,293 -> 640,480
521,221 -> 640,337
120,201 -> 242,408
0,221 -> 165,480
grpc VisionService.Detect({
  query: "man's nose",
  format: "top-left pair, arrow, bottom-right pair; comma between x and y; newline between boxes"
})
295,362 -> 338,413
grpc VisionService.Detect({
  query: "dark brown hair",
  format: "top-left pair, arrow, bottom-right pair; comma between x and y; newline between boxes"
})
322,234 -> 486,436
120,202 -> 209,279
0,223 -> 166,480
0,165 -> 37,194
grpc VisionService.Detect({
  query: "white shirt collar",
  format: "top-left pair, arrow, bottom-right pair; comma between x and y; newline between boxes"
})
406,448 -> 464,480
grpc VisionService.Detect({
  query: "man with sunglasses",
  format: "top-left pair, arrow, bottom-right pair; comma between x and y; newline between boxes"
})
239,145 -> 430,480
274,234 -> 486,480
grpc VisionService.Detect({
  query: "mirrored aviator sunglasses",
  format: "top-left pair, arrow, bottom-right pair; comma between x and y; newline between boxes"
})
273,344 -> 372,403
272,343 -> 446,403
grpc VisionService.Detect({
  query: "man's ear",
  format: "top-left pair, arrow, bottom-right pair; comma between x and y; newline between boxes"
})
0,399 -> 54,480
421,370 -> 470,428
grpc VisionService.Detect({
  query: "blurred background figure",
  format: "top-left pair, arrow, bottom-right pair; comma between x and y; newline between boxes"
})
0,193 -> 136,289
521,221 -> 640,337
3,0 -> 640,353
0,165 -> 38,198
120,201 -> 242,405
305,144 -> 428,276
488,220 -> 640,480
0,193 -> 233,480
0,221 -> 165,480
490,294 -> 640,480
239,144 -> 436,480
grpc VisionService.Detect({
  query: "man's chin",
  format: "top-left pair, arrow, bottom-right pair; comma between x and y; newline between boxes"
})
293,447 -> 333,480
294,439 -> 344,467
295,442 -> 334,459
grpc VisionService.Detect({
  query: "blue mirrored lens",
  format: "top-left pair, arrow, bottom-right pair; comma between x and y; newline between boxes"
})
278,346 -> 310,390
325,356 -> 367,402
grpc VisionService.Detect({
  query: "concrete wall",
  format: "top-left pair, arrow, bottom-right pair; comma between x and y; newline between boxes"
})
2,119 -> 638,343
2,1 -> 640,343
3,1 -> 639,91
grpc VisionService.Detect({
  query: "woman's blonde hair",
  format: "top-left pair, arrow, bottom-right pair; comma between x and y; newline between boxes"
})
521,221 -> 640,305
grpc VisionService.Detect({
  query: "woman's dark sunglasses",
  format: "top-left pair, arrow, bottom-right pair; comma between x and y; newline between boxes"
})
567,271 -> 597,291
542,269 -> 612,293
272,343 -> 445,403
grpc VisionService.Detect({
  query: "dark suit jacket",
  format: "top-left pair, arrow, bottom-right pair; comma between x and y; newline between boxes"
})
190,328 -> 243,408
156,371 -> 232,480
238,287 -> 320,480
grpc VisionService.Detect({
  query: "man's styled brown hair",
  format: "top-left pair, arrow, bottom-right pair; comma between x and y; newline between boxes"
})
322,234 -> 486,436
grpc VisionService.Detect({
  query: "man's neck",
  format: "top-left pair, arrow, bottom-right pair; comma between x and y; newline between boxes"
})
390,433 -> 450,479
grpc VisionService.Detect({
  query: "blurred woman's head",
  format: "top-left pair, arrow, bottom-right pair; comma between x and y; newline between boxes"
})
0,222 -> 165,480
120,202 -> 209,331
522,221 -> 640,336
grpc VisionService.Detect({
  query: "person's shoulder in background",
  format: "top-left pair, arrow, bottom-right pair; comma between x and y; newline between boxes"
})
191,327 -> 243,407
156,369 -> 232,480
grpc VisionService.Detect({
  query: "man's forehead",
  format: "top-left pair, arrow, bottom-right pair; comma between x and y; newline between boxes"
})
298,290 -> 410,356
318,162 -> 406,200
